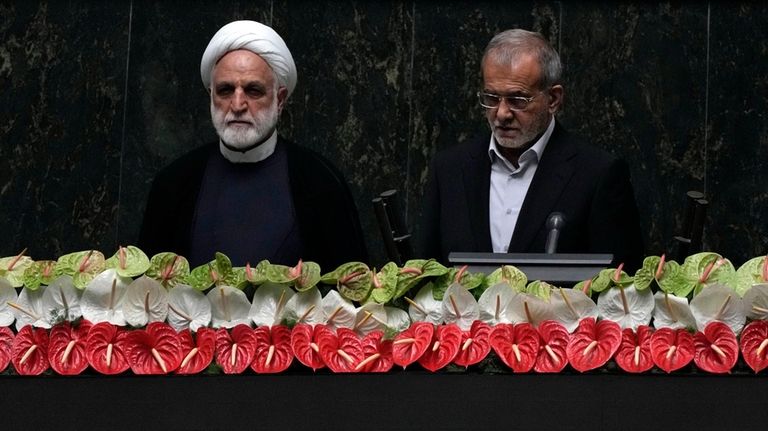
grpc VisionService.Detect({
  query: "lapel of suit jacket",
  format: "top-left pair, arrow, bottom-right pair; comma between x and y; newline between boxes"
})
464,136 -> 493,252
508,122 -> 577,252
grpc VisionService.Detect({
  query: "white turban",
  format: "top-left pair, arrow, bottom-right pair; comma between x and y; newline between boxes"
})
200,20 -> 297,97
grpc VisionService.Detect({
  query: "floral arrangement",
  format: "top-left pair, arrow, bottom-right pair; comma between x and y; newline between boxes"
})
1,247 -> 767,376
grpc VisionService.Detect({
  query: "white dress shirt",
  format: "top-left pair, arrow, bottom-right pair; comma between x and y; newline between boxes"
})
488,117 -> 556,252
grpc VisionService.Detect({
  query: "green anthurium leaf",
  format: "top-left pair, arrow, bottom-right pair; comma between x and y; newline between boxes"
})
683,252 -> 737,296
590,267 -> 633,293
525,280 -> 555,301
393,259 -> 449,299
734,255 -> 768,297
105,245 -> 150,278
328,262 -> 372,302
633,256 -> 661,291
55,250 -> 106,290
431,269 -> 457,302
370,262 -> 399,304
145,253 -> 191,288
21,260 -> 57,291
0,254 -> 34,288
231,267 -> 249,290
266,263 -> 293,284
485,265 -> 527,292
294,261 -> 321,292
244,260 -> 270,285
187,263 -> 216,291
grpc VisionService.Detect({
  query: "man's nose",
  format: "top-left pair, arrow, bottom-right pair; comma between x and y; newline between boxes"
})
231,88 -> 247,113
495,98 -> 517,121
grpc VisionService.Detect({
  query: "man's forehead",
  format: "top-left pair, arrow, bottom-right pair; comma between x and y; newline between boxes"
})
212,50 -> 275,82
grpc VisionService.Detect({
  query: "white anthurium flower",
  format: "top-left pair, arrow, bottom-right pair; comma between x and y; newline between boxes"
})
690,283 -> 746,335
322,290 -> 356,330
249,282 -> 295,327
81,269 -> 131,326
167,284 -> 211,332
408,283 -> 443,325
508,292 -> 554,326
441,283 -> 479,331
208,285 -> 251,329
478,282 -> 518,325
384,306 -> 411,333
353,303 -> 387,336
123,276 -> 169,327
41,275 -> 82,324
13,286 -> 50,331
550,288 -> 598,333
0,277 -> 19,327
742,283 -> 768,320
597,284 -> 654,330
652,291 -> 696,330
284,286 -> 323,326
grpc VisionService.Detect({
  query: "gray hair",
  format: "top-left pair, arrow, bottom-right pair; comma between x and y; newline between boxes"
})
481,29 -> 562,89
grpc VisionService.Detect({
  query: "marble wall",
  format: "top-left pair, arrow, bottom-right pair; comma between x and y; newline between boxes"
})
1,1 -> 766,268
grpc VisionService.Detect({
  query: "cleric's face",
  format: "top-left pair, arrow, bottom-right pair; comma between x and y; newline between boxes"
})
482,53 -> 562,150
210,49 -> 287,150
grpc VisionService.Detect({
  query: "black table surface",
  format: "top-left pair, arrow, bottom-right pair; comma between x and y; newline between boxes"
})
2,369 -> 766,431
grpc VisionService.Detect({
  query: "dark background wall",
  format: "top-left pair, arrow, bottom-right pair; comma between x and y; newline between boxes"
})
1,1 -> 766,269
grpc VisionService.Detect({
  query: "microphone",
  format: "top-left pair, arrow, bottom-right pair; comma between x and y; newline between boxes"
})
545,212 -> 566,254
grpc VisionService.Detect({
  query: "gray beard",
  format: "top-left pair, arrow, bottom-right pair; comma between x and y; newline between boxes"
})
211,100 -> 279,152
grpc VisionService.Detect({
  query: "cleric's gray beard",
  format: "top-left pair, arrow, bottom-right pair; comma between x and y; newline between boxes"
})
210,97 -> 278,151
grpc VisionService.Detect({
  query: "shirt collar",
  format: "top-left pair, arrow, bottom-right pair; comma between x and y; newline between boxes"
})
487,117 -> 556,169
219,130 -> 278,163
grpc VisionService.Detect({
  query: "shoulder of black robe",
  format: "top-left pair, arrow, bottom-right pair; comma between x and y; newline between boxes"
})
283,138 -> 369,271
138,143 -> 217,258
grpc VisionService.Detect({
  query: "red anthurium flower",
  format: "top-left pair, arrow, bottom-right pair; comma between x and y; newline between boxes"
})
614,325 -> 654,373
317,327 -> 365,373
127,322 -> 183,375
12,326 -> 50,375
650,327 -> 695,373
357,330 -> 393,373
418,324 -> 462,372
176,328 -> 216,375
454,320 -> 492,368
86,322 -> 130,375
215,324 -> 257,374
392,322 -> 434,369
534,320 -> 570,373
290,323 -> 326,371
0,327 -> 13,372
490,323 -> 540,372
48,320 -> 93,375
251,325 -> 294,374
566,318 -> 621,372
693,321 -> 738,374
740,320 -> 768,373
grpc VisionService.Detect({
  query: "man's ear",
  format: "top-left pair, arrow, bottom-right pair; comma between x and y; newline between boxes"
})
547,84 -> 564,114
276,86 -> 288,113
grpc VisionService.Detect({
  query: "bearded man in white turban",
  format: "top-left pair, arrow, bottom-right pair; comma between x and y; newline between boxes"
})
139,20 -> 367,270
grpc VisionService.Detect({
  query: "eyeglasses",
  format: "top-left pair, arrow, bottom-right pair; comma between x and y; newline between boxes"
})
477,91 -> 541,111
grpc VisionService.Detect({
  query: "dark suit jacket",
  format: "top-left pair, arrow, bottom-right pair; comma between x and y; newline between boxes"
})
138,138 -> 368,271
418,123 -> 644,271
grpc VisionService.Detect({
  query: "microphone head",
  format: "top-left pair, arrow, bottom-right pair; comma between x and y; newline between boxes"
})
546,212 -> 566,230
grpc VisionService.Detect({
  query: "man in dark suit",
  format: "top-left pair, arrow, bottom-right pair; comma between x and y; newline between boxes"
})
419,29 -> 644,271
139,20 -> 367,270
